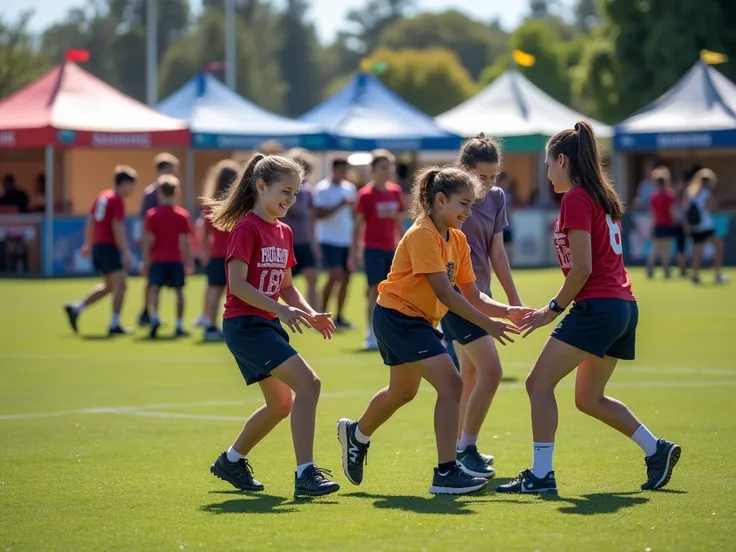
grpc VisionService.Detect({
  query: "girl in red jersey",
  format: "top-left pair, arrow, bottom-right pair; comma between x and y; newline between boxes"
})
195,159 -> 240,341
204,153 -> 340,499
497,122 -> 681,495
646,166 -> 678,279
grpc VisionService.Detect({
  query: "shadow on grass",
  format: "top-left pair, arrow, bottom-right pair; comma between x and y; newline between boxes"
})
133,334 -> 180,342
551,491 -> 649,515
79,334 -> 114,341
501,375 -> 518,383
201,491 -> 338,514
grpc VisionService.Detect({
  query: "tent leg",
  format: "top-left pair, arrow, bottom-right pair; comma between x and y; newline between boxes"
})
43,145 -> 55,276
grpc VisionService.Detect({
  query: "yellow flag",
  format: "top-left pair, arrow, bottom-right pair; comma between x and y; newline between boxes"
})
512,49 -> 536,68
700,49 -> 728,65
360,58 -> 372,72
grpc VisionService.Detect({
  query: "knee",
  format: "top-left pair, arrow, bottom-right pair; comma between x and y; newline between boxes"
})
477,364 -> 503,389
574,392 -> 600,416
388,384 -> 419,406
525,372 -> 542,398
297,373 -> 321,399
439,371 -> 463,401
270,395 -> 293,420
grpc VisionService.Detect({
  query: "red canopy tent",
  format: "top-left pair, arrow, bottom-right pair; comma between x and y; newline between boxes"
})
0,59 -> 190,275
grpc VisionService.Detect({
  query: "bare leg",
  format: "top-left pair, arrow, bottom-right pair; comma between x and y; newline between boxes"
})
321,270 -> 337,313
458,336 -> 503,438
336,269 -> 350,321
457,350 -> 476,438
205,286 -> 225,324
175,288 -> 185,320
110,270 -> 127,316
691,242 -> 704,281
711,236 -> 724,278
302,268 -> 319,309
357,364 -> 422,436
81,278 -> 112,308
367,285 -> 379,331
660,239 -> 673,274
148,285 -> 161,319
231,377 -> 293,455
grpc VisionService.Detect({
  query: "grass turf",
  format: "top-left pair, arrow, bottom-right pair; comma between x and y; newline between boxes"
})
1,268 -> 735,551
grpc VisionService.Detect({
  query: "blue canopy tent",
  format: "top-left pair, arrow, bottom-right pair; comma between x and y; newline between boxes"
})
615,61 -> 736,151
156,72 -> 328,150
299,72 -> 462,151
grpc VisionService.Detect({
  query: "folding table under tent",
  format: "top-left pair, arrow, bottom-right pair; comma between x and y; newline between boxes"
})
299,72 -> 462,151
0,61 -> 190,276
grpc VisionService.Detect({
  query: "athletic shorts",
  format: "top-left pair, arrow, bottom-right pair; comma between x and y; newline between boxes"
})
321,244 -> 349,270
551,298 -> 638,360
674,225 -> 686,254
373,305 -> 447,366
692,229 -> 715,244
223,315 -> 297,385
206,257 -> 226,287
364,248 -> 395,287
653,225 -> 676,239
149,262 -> 185,289
440,287 -> 491,345
92,244 -> 123,275
292,244 -> 316,276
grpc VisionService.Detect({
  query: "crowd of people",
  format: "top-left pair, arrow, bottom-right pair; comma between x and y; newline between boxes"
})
59,122 -> 683,499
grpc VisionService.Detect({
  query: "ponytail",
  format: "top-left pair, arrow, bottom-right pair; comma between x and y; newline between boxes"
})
202,152 -> 302,231
409,166 -> 481,219
458,132 -> 502,168
548,121 -> 624,220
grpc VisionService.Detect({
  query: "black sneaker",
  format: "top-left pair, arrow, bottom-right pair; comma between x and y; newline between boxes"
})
64,305 -> 80,333
108,325 -> 133,336
457,445 -> 496,478
496,469 -> 558,495
429,463 -> 488,495
337,418 -> 369,485
204,327 -> 225,342
174,327 -> 190,338
335,317 -> 353,330
149,319 -> 162,339
210,452 -> 264,491
641,438 -> 681,491
294,465 -> 340,498
138,311 -> 151,327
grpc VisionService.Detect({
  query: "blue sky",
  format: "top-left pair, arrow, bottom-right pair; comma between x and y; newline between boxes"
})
8,0 -> 561,42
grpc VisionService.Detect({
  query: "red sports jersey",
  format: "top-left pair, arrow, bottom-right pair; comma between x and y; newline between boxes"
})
224,213 -> 297,320
90,189 -> 125,245
553,186 -> 635,303
650,188 -> 675,227
145,205 -> 193,263
357,182 -> 405,251
204,206 -> 230,259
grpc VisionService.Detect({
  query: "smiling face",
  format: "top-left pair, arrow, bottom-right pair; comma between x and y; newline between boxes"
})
469,161 -> 500,197
545,151 -> 572,194
256,174 -> 302,220
434,186 -> 476,230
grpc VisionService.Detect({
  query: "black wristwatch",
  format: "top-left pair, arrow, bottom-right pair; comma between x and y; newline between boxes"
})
548,299 -> 565,314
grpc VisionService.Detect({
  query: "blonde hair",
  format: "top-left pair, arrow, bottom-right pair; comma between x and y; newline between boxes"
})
202,159 -> 241,201
686,168 -> 717,198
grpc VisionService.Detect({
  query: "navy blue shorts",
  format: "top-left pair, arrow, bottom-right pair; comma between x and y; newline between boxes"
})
92,244 -> 122,274
440,288 -> 491,345
223,315 -> 298,385
373,305 -> 448,366
321,243 -> 349,270
551,298 -> 638,360
149,262 -> 185,288
206,257 -> 226,287
292,243 -> 316,276
364,248 -> 394,286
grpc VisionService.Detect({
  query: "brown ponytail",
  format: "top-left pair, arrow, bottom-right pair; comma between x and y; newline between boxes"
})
459,132 -> 502,168
201,159 -> 241,202
547,121 -> 624,220
202,152 -> 302,231
409,166 -> 481,219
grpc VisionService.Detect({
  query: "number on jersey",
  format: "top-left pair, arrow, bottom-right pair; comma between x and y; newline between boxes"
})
93,197 -> 109,222
606,214 -> 623,255
258,269 -> 285,296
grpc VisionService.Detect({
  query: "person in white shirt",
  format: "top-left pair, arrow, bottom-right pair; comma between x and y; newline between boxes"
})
312,158 -> 357,329
685,168 -> 727,284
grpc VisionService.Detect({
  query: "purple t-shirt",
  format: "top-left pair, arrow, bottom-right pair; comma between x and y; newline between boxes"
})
462,187 -> 508,293
139,182 -> 159,217
281,182 -> 313,245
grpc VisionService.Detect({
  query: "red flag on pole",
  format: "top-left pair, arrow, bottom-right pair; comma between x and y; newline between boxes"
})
65,49 -> 90,62
202,61 -> 227,72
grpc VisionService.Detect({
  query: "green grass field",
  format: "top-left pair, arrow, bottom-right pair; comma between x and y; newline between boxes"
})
1,268 -> 735,551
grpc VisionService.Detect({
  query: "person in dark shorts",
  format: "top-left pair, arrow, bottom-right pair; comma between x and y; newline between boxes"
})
646,167 -> 677,279
195,159 -> 240,341
141,176 -> 194,339
64,166 -> 137,336
337,166 -> 526,496
497,121 -> 680,497
351,149 -> 406,350
137,153 -> 179,327
284,148 -> 321,309
204,152 -> 339,499
685,168 -> 728,284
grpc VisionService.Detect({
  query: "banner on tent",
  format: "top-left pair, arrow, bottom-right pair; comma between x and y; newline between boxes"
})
615,130 -> 736,151
193,133 -> 329,150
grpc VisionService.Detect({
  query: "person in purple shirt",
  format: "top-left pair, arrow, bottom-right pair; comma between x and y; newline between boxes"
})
283,148 -> 321,308
137,153 -> 179,327
439,133 -> 523,480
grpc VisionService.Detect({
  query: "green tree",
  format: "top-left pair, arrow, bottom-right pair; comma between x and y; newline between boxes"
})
377,10 -> 508,79
361,47 -> 476,116
0,12 -> 52,98
278,0 -> 321,116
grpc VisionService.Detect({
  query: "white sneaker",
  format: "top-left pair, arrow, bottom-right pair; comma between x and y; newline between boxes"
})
363,335 -> 378,351
192,315 -> 209,328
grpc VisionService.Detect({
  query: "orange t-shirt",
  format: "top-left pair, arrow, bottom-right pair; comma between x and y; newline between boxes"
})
377,216 -> 475,327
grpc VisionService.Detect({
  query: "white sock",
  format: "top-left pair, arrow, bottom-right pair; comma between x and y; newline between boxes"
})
110,313 -> 120,327
296,461 -> 314,478
226,446 -> 245,463
201,315 -> 211,326
457,432 -> 478,451
73,301 -> 85,312
631,424 -> 658,457
354,423 -> 370,444
531,442 -> 555,478
176,318 -> 184,330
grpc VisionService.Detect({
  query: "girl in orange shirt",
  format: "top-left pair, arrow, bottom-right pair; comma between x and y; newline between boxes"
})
337,166 -> 531,495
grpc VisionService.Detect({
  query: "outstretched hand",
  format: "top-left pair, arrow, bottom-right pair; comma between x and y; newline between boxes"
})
483,318 -> 521,346
506,306 -> 535,325
278,305 -> 316,334
309,312 -> 336,340
516,306 -> 559,337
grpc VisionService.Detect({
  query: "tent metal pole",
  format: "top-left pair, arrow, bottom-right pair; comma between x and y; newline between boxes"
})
225,0 -> 236,89
44,145 -> 55,276
146,0 -> 158,105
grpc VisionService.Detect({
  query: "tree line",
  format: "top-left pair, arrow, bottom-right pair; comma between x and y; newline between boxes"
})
1,0 -> 735,123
